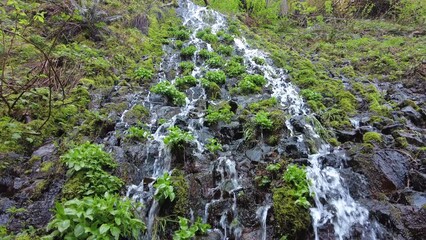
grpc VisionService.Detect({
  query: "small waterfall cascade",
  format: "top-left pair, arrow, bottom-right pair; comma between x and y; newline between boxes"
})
119,0 -> 379,239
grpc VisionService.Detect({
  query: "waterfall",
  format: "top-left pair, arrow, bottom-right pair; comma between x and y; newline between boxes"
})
122,0 -> 378,239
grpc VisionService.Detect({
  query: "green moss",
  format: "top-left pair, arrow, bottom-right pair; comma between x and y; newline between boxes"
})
363,132 -> 383,144
40,161 -> 54,173
180,45 -> 197,58
224,60 -> 246,77
396,137 -> 409,148
206,55 -> 225,68
124,104 -> 149,123
201,78 -> 221,99
205,102 -> 234,124
175,76 -> 198,90
205,70 -> 226,85
171,169 -> 190,217
32,179 -> 49,200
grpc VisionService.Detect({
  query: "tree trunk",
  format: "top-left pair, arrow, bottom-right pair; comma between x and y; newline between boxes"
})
280,0 -> 289,16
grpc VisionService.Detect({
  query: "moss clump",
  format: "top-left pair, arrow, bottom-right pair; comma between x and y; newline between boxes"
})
151,81 -> 187,106
224,60 -> 246,77
124,104 -> 149,123
170,170 -> 190,217
363,132 -> 383,144
205,102 -> 235,124
180,45 -> 197,58
238,74 -> 266,94
175,76 -> 198,90
201,78 -> 221,99
206,55 -> 225,68
205,70 -> 226,85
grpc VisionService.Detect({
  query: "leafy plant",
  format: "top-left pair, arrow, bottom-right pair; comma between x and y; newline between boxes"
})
173,217 -> 210,240
238,74 -> 266,94
253,57 -> 266,65
154,172 -> 175,203
45,193 -> 145,240
163,126 -> 194,149
224,60 -> 246,77
205,103 -> 234,124
206,55 -> 225,68
175,76 -> 198,90
206,138 -> 223,153
205,70 -> 226,85
283,164 -> 311,208
266,163 -> 281,172
199,49 -> 216,59
151,81 -> 187,106
133,67 -> 153,81
126,126 -> 151,141
254,111 -> 273,130
215,44 -> 233,56
179,61 -> 195,75
200,78 -> 221,99
180,45 -> 197,58
174,29 -> 190,41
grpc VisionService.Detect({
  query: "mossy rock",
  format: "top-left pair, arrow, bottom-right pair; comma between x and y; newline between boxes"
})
363,132 -> 383,144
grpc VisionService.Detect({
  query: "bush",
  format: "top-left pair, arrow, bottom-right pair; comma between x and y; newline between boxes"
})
205,70 -> 226,85
206,138 -> 223,153
363,132 -> 382,144
215,44 -> 233,56
206,56 -> 225,68
45,193 -> 145,240
164,126 -> 194,149
224,60 -> 246,77
254,111 -> 273,130
174,29 -> 190,41
132,67 -> 153,82
238,74 -> 266,94
253,57 -> 266,65
205,103 -> 234,124
200,78 -> 221,99
126,126 -> 151,141
154,172 -> 175,203
175,76 -> 198,90
199,49 -> 216,59
180,45 -> 197,58
179,61 -> 195,75
151,81 -> 187,106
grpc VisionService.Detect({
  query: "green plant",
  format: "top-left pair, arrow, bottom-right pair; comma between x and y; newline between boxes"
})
133,67 -> 153,81
206,138 -> 223,153
198,49 -> 216,59
283,164 -> 311,208
180,45 -> 197,58
154,172 -> 175,203
151,81 -> 187,106
126,126 -> 151,141
61,142 -> 123,197
253,57 -> 266,65
174,29 -> 190,41
163,126 -> 194,149
254,111 -> 273,130
224,60 -> 246,77
175,76 -> 198,90
205,70 -> 226,85
200,79 -> 221,99
206,56 -> 225,68
179,61 -> 195,75
238,74 -> 266,94
205,103 -> 234,124
363,132 -> 382,144
173,217 -> 210,240
215,45 -> 233,56
45,193 -> 145,240
266,163 -> 281,172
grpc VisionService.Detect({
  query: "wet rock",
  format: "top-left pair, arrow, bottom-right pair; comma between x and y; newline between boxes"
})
32,143 -> 56,161
390,189 -> 426,208
339,169 -> 370,200
245,146 -> 263,162
410,170 -> 426,192
401,105 -> 425,127
198,231 -> 222,240
289,115 -> 306,133
218,121 -> 243,143
279,137 -> 309,159
395,131 -> 424,146
381,124 -> 404,135
319,153 -> 343,168
335,130 -> 361,143
373,150 -> 410,190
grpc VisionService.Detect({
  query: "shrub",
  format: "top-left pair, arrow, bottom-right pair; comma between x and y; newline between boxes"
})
253,57 -> 266,65
173,217 -> 210,240
206,56 -> 225,68
133,67 -> 153,82
238,74 -> 266,94
154,172 -> 175,203
164,126 -> 194,149
216,44 -> 233,56
282,165 -> 311,208
201,33 -> 218,44
224,60 -> 246,77
45,193 -> 145,240
126,126 -> 151,141
205,103 -> 234,124
205,70 -> 226,85
206,138 -> 223,153
248,98 -> 278,112
221,34 -> 234,44
363,132 -> 382,144
199,49 -> 215,59
179,61 -> 195,75
175,76 -> 198,90
254,111 -> 273,130
180,45 -> 197,58
151,81 -> 187,106
200,78 -> 221,99
174,29 -> 190,41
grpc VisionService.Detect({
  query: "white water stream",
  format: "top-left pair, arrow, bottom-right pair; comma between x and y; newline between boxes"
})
123,0 -> 378,239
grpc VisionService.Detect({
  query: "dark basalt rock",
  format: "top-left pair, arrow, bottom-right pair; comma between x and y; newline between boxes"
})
401,105 -> 425,127
372,150 -> 410,190
410,170 -> 426,192
289,115 -> 306,133
336,129 -> 362,143
279,137 -> 309,159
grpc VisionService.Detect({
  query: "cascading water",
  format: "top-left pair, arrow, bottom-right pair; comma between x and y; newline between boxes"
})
121,0 -> 379,239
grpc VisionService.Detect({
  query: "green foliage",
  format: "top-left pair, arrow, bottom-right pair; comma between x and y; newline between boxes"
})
61,143 -> 123,198
363,132 -> 382,144
206,55 -> 225,68
215,45 -> 233,56
173,29 -> 191,41
199,49 -> 216,59
197,29 -> 218,44
126,126 -> 151,141
164,126 -> 194,149
282,165 -> 311,208
180,45 -> 197,58
205,70 -> 226,85
173,217 -> 210,240
45,193 -> 145,240
253,57 -> 266,65
249,98 -> 278,111
154,172 -> 175,203
206,138 -> 223,153
224,60 -> 246,77
175,76 -> 198,90
254,111 -> 273,130
179,61 -> 195,75
205,103 -> 234,124
133,67 -> 153,82
238,74 -> 266,94
266,163 -> 282,172
151,81 -> 187,106
200,78 -> 221,99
